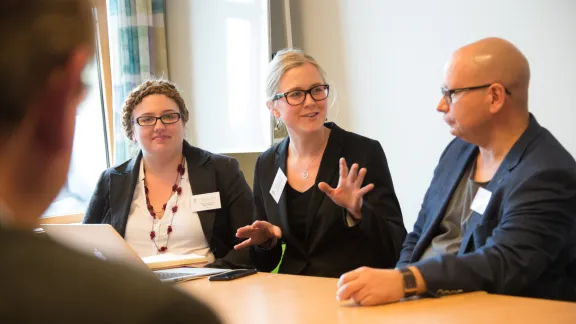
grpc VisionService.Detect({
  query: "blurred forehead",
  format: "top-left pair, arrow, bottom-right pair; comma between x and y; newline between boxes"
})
443,44 -> 501,88
443,53 -> 482,88
133,94 -> 179,116
278,63 -> 324,91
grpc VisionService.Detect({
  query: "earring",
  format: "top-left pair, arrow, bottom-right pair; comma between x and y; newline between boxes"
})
274,117 -> 281,131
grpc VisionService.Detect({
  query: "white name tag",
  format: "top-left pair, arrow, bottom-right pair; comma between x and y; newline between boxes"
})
191,192 -> 221,212
470,187 -> 492,215
269,168 -> 287,204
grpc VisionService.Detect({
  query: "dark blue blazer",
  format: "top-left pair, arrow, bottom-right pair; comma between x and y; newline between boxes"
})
398,114 -> 576,301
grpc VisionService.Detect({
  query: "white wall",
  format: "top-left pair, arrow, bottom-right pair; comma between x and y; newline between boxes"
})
166,0 -> 271,154
165,0 -> 270,189
293,0 -> 576,229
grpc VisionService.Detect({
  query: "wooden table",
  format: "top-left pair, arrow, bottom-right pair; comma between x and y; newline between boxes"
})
178,273 -> 576,324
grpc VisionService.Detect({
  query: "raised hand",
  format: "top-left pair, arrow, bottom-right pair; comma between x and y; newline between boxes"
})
318,157 -> 374,220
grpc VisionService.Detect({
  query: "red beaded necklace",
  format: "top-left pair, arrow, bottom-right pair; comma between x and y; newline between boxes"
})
144,157 -> 185,253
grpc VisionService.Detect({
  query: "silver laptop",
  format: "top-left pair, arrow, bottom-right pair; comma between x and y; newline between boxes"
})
41,223 -> 226,283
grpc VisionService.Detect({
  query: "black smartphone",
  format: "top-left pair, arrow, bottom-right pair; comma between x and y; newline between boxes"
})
208,269 -> 257,281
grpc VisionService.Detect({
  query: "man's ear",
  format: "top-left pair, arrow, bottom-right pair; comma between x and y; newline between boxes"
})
33,47 -> 92,154
488,83 -> 507,114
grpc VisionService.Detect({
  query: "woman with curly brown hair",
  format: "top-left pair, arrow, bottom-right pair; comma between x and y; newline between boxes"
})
83,80 -> 254,269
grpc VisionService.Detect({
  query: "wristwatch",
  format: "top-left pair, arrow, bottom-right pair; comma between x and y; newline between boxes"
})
399,267 -> 418,298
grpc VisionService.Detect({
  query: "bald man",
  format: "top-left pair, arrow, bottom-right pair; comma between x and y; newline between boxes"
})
336,38 -> 576,305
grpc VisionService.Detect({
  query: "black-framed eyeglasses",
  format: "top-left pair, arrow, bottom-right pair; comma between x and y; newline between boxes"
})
273,84 -> 330,106
441,83 -> 511,104
134,112 -> 182,126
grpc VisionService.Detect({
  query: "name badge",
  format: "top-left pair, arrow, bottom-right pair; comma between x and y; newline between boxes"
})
269,168 -> 287,204
191,192 -> 221,212
470,187 -> 492,215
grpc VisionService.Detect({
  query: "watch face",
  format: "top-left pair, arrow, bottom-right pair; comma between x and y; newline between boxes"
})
401,268 -> 417,289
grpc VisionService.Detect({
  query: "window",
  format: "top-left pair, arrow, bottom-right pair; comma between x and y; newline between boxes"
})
42,59 -> 109,218
166,0 -> 271,153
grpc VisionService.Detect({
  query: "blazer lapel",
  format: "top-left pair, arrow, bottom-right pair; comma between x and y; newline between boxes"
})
459,114 -> 543,253
184,142 -> 216,242
274,140 -> 292,236
411,143 -> 478,262
306,123 -> 343,239
109,154 -> 141,237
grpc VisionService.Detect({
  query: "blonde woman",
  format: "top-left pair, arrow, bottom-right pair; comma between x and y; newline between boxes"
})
235,49 -> 406,277
84,80 -> 253,269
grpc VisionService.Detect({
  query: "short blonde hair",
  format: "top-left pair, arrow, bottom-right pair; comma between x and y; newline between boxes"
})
266,48 -> 328,101
121,80 -> 189,140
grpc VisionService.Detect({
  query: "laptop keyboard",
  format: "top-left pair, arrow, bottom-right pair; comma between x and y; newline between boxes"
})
155,272 -> 193,280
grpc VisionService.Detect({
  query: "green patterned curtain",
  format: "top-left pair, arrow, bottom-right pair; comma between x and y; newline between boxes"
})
107,0 -> 169,164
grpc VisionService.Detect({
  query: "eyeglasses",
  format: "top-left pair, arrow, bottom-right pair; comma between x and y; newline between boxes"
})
273,84 -> 330,106
134,112 -> 181,126
441,83 -> 511,104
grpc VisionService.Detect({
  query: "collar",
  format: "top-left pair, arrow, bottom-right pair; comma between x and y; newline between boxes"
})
138,158 -> 145,182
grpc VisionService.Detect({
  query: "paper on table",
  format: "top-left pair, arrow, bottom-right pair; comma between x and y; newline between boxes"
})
142,253 -> 207,270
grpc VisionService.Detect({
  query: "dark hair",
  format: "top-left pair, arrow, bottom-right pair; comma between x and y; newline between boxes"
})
0,0 -> 94,138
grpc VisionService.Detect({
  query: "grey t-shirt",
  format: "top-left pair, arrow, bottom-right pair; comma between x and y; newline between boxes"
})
419,161 -> 488,260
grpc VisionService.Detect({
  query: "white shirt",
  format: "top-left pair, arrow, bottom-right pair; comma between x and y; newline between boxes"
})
125,159 -> 215,262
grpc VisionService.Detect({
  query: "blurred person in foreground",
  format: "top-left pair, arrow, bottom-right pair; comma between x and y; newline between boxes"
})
0,0 -> 221,322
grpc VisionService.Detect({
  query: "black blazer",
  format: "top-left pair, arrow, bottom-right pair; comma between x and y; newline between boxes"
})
250,123 -> 406,278
83,141 -> 254,269
398,114 -> 576,301
0,224 -> 221,323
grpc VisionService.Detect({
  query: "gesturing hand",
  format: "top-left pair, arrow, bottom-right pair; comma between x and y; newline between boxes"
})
234,220 -> 282,250
318,158 -> 374,220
